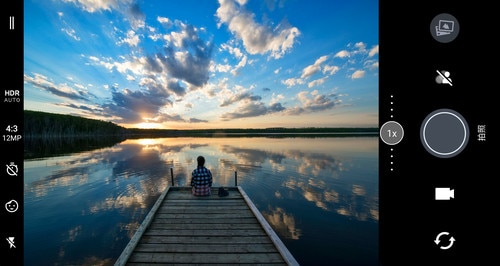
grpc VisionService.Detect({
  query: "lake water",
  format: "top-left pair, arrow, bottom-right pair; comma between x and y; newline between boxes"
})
24,136 -> 378,266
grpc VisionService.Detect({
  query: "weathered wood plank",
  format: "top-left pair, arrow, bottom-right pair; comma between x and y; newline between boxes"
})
160,203 -> 249,210
165,187 -> 242,200
128,252 -> 287,264
149,217 -> 259,225
148,222 -> 262,230
143,229 -> 268,237
163,199 -> 245,206
138,235 -> 274,245
153,212 -> 255,219
133,243 -> 278,253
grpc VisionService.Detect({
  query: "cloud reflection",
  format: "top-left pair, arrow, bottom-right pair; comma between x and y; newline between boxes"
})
24,136 -> 377,265
26,136 -> 377,221
262,207 -> 302,240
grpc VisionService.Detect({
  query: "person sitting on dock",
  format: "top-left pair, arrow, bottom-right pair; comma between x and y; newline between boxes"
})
190,156 -> 213,196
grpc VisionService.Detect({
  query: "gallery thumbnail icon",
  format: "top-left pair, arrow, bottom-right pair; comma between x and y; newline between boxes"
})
430,13 -> 460,43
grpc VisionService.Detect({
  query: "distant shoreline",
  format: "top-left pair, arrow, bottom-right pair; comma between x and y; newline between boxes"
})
24,110 -> 379,138
123,127 -> 379,138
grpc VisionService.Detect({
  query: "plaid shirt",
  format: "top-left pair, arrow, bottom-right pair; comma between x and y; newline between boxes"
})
191,166 -> 213,196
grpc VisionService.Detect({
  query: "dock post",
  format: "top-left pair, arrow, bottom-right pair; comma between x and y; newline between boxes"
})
170,167 -> 174,186
235,171 -> 237,186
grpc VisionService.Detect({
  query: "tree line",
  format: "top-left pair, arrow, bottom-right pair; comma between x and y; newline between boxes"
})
24,110 -> 127,138
23,110 -> 379,138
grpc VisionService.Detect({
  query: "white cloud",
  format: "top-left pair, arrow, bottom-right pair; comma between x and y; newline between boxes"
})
62,0 -> 125,13
157,16 -> 173,28
118,30 -> 141,47
221,43 -> 245,59
322,65 -> 340,75
282,77 -> 304,88
354,42 -> 366,52
216,0 -> 300,59
369,45 -> 379,57
334,50 -> 350,58
308,77 -> 328,88
351,70 -> 365,79
301,55 -> 328,79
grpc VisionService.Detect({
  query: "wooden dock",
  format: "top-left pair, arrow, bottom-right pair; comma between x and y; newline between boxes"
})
115,186 -> 299,265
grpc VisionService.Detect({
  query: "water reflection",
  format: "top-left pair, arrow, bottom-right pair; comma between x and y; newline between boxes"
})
262,206 -> 302,240
25,136 -> 378,265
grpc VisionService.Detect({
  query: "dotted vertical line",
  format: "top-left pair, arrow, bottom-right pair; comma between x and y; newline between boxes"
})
390,95 -> 394,119
390,95 -> 394,171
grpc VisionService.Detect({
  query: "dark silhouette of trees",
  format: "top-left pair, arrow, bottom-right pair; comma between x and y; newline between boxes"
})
24,110 -> 127,138
24,110 -> 378,139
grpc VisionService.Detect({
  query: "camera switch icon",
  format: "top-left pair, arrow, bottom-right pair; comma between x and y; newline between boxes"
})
435,187 -> 454,200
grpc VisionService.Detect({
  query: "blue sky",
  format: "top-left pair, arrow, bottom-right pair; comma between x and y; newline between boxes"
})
24,0 -> 378,129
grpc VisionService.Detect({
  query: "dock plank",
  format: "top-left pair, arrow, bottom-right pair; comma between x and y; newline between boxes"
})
127,252 -> 287,264
115,186 -> 299,265
133,243 -> 278,253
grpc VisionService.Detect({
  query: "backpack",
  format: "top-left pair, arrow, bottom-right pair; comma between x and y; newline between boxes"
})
218,187 -> 229,197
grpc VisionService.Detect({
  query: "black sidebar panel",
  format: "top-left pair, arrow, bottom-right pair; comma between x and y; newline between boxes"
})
2,1 -> 24,266
380,1 -> 495,265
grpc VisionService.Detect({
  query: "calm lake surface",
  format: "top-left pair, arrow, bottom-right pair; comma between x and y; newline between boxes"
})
24,136 -> 378,266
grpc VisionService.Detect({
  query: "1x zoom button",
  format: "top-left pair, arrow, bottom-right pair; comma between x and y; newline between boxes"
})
380,121 -> 404,145
420,109 -> 469,158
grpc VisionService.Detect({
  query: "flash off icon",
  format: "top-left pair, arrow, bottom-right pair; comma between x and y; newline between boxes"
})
435,187 -> 454,200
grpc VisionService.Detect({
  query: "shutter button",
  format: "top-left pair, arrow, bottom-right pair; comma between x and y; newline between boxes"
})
420,109 -> 469,158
